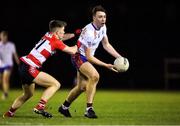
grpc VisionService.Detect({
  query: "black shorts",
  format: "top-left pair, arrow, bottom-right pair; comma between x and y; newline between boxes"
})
18,61 -> 40,85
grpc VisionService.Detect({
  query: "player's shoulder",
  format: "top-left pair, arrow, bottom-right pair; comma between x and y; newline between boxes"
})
44,32 -> 53,38
102,24 -> 107,30
43,32 -> 59,41
83,23 -> 95,36
99,24 -> 106,32
85,23 -> 95,31
7,41 -> 15,46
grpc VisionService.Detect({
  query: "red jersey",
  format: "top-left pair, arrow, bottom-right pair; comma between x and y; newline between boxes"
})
20,32 -> 66,68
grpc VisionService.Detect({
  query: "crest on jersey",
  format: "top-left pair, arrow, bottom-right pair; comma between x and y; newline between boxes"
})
87,41 -> 92,47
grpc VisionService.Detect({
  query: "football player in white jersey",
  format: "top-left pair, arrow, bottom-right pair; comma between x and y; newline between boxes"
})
0,31 -> 20,100
3,20 -> 77,118
59,5 -> 122,118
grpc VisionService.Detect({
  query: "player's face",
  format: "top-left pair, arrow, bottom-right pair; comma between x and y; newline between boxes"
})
56,27 -> 65,40
0,33 -> 8,42
93,11 -> 106,28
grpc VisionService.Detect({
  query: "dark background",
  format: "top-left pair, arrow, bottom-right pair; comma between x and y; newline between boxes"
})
1,0 -> 179,90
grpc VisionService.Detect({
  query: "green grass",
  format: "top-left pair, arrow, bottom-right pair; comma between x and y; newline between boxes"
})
1,89 -> 180,125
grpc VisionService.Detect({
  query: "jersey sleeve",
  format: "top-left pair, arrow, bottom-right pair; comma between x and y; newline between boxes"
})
55,39 -> 66,50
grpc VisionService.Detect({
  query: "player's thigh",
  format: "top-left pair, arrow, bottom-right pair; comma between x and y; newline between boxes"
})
0,73 -> 2,83
2,69 -> 12,82
33,71 -> 60,88
79,62 -> 99,79
22,83 -> 35,96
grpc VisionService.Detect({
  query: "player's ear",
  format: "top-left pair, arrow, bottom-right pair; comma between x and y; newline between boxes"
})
93,15 -> 96,21
54,31 -> 60,39
54,31 -> 58,36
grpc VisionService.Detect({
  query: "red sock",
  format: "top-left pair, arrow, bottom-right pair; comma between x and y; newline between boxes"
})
35,99 -> 47,110
5,107 -> 17,117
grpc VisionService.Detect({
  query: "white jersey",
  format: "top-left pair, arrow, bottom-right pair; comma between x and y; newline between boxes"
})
77,23 -> 107,56
0,41 -> 16,67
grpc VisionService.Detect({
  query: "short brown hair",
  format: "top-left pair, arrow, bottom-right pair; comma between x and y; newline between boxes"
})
49,20 -> 67,32
0,31 -> 8,36
92,5 -> 106,16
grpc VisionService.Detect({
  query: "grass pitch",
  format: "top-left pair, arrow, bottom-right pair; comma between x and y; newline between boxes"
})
1,89 -> 180,125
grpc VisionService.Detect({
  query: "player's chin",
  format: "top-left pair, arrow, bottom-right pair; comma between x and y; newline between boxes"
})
101,23 -> 105,26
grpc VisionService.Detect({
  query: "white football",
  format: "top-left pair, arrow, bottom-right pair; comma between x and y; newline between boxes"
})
114,57 -> 129,72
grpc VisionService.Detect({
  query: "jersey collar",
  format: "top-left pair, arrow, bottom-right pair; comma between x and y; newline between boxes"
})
91,23 -> 100,31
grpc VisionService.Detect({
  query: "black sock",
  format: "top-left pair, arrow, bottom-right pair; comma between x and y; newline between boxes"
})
9,107 -> 17,113
63,100 -> 71,107
87,103 -> 93,108
4,92 -> 8,97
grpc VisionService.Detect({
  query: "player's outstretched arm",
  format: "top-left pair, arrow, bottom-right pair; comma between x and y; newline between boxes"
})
61,29 -> 82,41
85,47 -> 117,72
62,33 -> 75,41
13,51 -> 20,65
62,45 -> 77,55
102,35 -> 121,58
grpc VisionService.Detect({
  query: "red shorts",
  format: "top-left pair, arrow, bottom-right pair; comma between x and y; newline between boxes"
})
71,53 -> 88,70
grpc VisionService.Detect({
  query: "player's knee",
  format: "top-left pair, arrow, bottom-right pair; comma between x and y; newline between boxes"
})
3,78 -> 9,84
28,92 -> 34,98
90,73 -> 100,83
80,85 -> 86,91
77,85 -> 86,92
53,81 -> 61,90
24,92 -> 33,100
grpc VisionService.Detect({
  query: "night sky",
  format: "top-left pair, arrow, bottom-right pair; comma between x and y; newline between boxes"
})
1,0 -> 179,89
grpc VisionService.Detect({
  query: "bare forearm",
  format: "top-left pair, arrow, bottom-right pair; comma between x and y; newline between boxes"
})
14,53 -> 20,65
62,33 -> 75,41
63,45 -> 77,55
87,56 -> 107,67
103,44 -> 121,58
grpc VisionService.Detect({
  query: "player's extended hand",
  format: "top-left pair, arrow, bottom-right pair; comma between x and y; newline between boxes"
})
75,29 -> 82,36
111,67 -> 119,73
105,64 -> 118,73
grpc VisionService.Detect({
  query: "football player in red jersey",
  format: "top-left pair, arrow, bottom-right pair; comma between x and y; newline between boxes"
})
3,20 -> 77,118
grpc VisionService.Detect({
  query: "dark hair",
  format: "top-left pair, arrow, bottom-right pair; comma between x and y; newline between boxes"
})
0,30 -> 8,36
49,20 -> 67,32
92,5 -> 106,16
